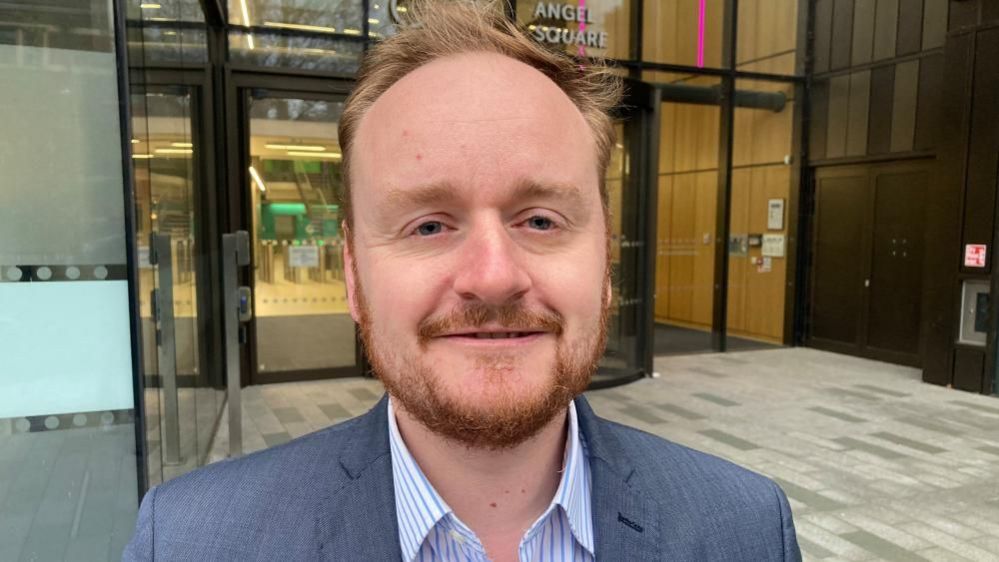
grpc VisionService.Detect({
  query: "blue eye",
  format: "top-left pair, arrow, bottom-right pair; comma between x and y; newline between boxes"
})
526,216 -> 555,230
415,221 -> 445,236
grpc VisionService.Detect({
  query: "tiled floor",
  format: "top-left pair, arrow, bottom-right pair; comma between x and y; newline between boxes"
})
211,348 -> 999,561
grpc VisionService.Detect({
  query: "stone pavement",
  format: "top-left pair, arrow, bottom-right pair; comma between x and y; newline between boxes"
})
218,348 -> 999,561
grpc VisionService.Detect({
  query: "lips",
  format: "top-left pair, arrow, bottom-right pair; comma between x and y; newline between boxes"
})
457,331 -> 538,339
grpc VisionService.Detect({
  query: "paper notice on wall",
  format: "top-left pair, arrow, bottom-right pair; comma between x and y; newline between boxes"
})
767,199 -> 785,230
965,244 -> 987,268
761,234 -> 786,257
757,256 -> 772,273
288,245 -> 320,268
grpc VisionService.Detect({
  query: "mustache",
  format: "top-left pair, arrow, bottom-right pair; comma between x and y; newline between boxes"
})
418,302 -> 564,344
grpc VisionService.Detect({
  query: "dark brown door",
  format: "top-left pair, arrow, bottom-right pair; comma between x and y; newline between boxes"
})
808,162 -> 928,366
866,167 -> 927,361
810,168 -> 869,350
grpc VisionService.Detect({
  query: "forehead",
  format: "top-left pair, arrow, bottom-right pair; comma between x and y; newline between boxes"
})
350,51 -> 599,201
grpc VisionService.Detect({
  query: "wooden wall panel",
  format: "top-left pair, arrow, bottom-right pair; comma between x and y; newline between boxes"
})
826,74 -> 851,158
727,165 -> 790,342
962,27 -> 999,260
656,171 -> 717,329
890,60 -> 919,152
897,0 -> 924,55
852,0 -> 877,65
644,0 -> 724,68
732,107 -> 755,167
692,172 -> 718,326
667,173 -> 696,322
985,0 -> 999,23
914,54 -> 944,151
873,0 -> 900,61
814,0 -> 834,73
659,102 -> 677,174
761,103 -> 795,163
695,105 -> 721,170
847,70 -> 872,156
727,169 -> 752,333
736,0 -> 798,68
831,0 -> 856,70
922,0 -> 948,49
868,65 -> 895,154
949,0 -> 978,31
810,79 -> 830,161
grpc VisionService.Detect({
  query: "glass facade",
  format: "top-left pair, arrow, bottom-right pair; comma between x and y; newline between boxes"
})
1,0 -> 813,557
0,0 -> 139,559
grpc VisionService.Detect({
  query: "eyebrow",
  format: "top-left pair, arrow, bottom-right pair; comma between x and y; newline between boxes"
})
383,179 -> 587,211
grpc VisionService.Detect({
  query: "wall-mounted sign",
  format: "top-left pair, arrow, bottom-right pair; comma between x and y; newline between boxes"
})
964,244 -> 987,268
531,2 -> 608,49
767,198 -> 785,230
757,256 -> 772,273
288,245 -> 320,268
761,234 -> 786,258
748,234 -> 762,247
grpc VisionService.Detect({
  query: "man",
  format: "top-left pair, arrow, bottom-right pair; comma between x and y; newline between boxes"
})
125,1 -> 800,560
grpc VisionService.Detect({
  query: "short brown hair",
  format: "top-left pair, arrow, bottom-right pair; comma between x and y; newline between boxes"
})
337,0 -> 623,227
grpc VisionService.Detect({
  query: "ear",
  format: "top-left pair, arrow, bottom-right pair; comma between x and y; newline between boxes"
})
342,221 -> 361,324
605,278 -> 613,307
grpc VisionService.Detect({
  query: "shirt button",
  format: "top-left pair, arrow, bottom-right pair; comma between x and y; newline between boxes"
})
450,530 -> 465,544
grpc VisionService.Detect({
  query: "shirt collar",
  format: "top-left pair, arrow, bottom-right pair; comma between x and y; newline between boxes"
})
387,398 -> 594,561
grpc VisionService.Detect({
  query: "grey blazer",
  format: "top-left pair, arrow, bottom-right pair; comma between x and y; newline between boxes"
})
124,395 -> 801,561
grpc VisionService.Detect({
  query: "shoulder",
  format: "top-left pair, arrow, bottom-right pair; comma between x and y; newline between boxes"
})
156,412 -> 365,505
582,410 -> 800,560
124,409 -> 385,560
595,417 -> 781,500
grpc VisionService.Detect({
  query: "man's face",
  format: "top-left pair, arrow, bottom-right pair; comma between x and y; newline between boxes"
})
346,52 -> 609,449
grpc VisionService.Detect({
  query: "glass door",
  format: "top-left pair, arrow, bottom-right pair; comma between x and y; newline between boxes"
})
594,78 -> 658,387
131,83 -> 222,485
242,90 -> 359,384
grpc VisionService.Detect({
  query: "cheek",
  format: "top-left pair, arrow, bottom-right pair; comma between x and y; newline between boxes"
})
533,246 -> 607,320
361,258 -> 444,333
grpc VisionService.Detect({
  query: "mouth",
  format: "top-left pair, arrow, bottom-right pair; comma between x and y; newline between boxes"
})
436,330 -> 549,345
449,331 -> 541,339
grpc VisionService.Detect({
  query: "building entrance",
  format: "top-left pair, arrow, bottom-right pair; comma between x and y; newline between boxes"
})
239,89 -> 359,384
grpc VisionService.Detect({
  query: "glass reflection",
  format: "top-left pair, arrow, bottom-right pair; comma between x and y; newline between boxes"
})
227,0 -> 363,34
248,96 -> 357,378
132,90 -> 221,485
228,30 -> 362,73
736,0 -> 798,75
643,0 -> 723,68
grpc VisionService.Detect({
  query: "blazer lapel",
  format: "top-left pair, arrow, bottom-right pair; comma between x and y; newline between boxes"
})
316,396 -> 403,561
575,396 -> 663,561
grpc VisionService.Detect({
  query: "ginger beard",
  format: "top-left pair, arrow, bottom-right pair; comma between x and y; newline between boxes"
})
351,250 -> 611,450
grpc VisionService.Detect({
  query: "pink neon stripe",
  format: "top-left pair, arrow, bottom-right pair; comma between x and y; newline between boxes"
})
697,0 -> 706,68
578,0 -> 587,58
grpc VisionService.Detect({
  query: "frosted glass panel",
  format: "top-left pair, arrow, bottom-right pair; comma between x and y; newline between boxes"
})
0,2 -> 139,559
0,282 -> 134,418
0,45 -> 127,265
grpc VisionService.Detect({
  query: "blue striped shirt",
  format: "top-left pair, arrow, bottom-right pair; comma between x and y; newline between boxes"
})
387,399 -> 595,562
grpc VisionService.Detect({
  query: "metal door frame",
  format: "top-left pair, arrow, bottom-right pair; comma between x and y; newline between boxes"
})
225,72 -> 363,386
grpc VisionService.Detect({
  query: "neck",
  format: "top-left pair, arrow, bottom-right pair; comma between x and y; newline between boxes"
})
393,402 -> 569,541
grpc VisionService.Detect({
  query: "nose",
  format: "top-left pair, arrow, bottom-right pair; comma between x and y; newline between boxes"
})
451,220 -> 532,305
